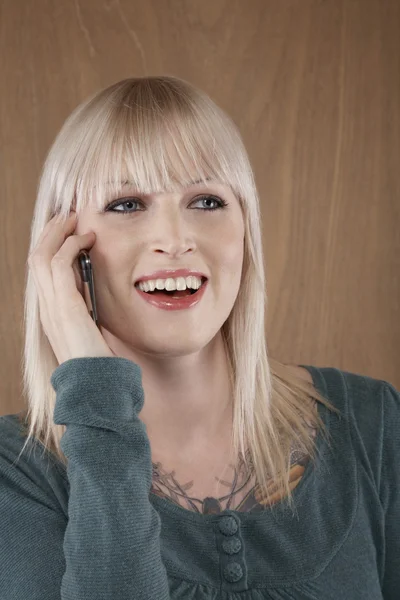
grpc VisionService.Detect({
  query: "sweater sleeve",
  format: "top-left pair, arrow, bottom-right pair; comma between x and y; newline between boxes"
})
51,356 -> 171,600
380,381 -> 400,600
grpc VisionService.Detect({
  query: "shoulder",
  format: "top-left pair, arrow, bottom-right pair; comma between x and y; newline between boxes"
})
284,363 -> 396,430
0,415 -> 69,595
0,413 -> 30,464
0,413 -> 68,514
293,363 -> 398,417
296,364 -> 400,492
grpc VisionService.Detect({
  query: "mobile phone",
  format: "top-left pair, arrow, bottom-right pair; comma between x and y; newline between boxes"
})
78,250 -> 99,328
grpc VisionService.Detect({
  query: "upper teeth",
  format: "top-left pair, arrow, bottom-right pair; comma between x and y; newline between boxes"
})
137,276 -> 203,292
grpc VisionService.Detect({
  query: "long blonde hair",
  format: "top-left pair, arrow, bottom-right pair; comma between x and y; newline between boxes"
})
17,76 -> 340,512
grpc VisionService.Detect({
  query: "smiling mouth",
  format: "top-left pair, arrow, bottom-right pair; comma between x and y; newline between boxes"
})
137,282 -> 206,297
135,277 -> 207,297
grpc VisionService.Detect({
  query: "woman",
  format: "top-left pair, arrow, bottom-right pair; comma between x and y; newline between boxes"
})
0,76 -> 398,599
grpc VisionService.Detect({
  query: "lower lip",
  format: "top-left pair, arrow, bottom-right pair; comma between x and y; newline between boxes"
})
135,281 -> 208,311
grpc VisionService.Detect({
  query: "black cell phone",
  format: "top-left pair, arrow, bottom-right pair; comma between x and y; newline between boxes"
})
78,250 -> 99,328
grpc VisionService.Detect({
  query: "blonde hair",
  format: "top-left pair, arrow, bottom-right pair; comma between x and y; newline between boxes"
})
17,75 -> 340,513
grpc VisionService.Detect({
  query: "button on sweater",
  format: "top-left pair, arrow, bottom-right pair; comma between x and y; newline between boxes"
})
0,358 -> 399,599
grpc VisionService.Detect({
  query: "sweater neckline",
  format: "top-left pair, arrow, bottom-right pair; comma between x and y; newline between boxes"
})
149,364 -> 331,525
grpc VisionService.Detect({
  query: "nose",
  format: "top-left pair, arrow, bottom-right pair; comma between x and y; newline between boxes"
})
148,208 -> 196,257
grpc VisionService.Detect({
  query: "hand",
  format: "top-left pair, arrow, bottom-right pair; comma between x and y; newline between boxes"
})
28,211 -> 115,365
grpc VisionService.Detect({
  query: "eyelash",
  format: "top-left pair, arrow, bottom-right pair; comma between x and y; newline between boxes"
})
105,195 -> 229,216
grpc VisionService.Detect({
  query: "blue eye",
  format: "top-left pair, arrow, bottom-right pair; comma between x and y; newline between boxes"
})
105,195 -> 229,215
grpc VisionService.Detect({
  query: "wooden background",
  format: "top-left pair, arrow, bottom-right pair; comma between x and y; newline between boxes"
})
1,0 -> 399,415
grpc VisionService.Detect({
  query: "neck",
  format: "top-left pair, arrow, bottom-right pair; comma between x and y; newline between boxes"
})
102,329 -> 234,458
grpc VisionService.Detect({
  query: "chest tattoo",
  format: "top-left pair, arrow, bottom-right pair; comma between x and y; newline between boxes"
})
150,431 -> 315,514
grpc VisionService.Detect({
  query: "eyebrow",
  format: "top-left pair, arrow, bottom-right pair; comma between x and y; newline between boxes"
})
114,178 -> 213,188
190,178 -> 212,185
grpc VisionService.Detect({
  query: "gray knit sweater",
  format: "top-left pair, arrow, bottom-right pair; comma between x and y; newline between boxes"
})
0,357 -> 399,599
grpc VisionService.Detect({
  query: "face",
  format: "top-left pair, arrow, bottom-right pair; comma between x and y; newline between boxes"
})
74,180 -> 245,358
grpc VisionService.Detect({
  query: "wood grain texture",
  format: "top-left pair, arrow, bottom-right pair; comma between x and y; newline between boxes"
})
0,0 -> 399,413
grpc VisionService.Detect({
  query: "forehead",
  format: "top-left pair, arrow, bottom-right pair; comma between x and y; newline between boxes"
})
103,177 -> 222,194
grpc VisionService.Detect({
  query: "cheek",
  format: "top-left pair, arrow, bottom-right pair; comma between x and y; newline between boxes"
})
89,238 -> 134,289
216,231 -> 244,288
221,220 -> 244,259
91,230 -> 134,260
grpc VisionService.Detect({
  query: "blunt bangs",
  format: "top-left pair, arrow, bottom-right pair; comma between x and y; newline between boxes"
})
51,77 -> 252,219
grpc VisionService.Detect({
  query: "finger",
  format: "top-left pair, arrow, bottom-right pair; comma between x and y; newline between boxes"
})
29,212 -> 78,264
28,213 -> 82,305
51,232 -> 96,313
32,230 -> 96,357
29,214 -> 95,326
